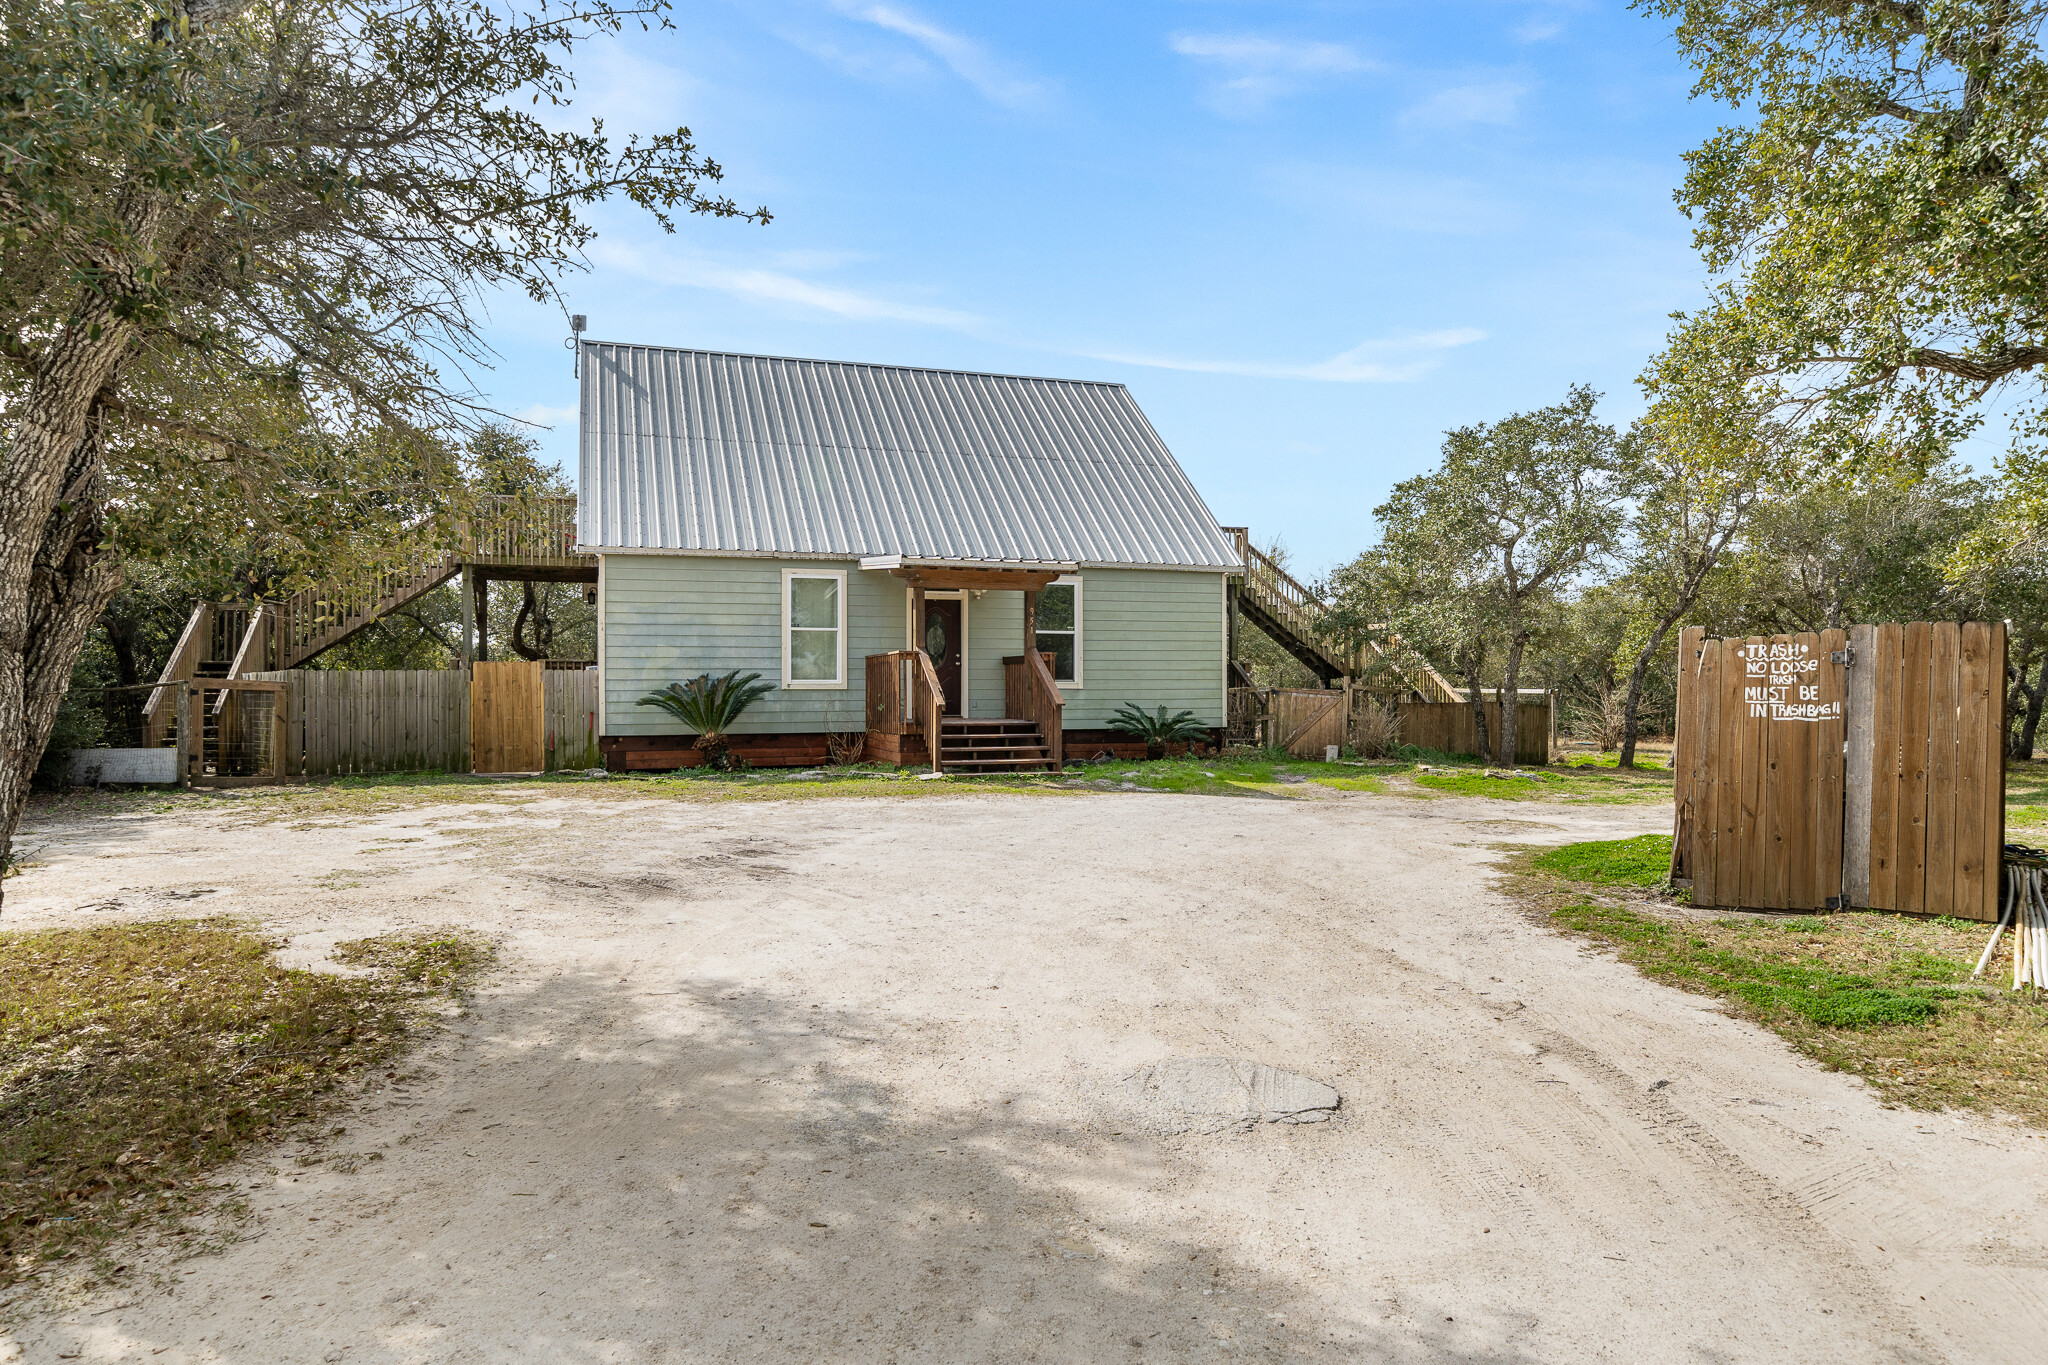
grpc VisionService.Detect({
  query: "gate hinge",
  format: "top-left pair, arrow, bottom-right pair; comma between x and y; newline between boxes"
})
1824,895 -> 1845,912
1831,648 -> 1852,666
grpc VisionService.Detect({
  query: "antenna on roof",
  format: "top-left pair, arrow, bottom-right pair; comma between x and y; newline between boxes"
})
567,314 -> 587,378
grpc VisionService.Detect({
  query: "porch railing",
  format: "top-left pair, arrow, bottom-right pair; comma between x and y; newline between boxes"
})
1003,651 -> 1064,772
865,648 -> 944,772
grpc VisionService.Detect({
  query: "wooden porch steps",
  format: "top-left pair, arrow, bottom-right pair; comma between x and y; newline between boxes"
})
938,717 -> 1054,773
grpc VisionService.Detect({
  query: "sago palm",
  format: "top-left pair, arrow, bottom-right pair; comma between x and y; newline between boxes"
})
1108,702 -> 1209,760
637,671 -> 775,769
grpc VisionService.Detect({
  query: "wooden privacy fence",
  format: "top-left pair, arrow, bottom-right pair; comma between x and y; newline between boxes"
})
1227,687 -> 1551,764
1396,700 -> 1550,766
247,667 -> 599,776
1673,622 -> 2006,919
1845,622 -> 2007,919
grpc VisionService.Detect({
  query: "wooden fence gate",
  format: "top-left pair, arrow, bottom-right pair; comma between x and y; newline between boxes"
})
471,660 -> 545,773
1844,622 -> 2007,920
1674,622 -> 2005,918
1270,689 -> 1345,759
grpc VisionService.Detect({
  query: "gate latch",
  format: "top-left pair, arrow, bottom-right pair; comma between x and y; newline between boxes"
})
1830,648 -> 1851,666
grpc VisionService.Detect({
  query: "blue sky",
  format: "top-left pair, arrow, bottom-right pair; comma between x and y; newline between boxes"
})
478,0 -> 1727,580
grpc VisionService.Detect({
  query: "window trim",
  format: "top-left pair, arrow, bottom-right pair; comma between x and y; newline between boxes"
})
781,568 -> 848,690
1037,574 -> 1082,689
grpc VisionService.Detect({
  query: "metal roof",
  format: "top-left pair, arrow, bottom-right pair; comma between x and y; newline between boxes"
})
577,342 -> 1242,570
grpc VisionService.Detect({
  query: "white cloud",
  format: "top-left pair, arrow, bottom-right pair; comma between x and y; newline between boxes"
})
1082,329 -> 1486,383
1401,81 -> 1530,129
1169,32 -> 1374,113
590,242 -> 981,330
1169,34 -> 1368,74
1514,19 -> 1565,41
514,404 -> 579,429
838,4 -> 1048,109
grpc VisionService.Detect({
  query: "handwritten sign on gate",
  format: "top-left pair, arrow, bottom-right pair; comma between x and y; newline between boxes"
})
1741,640 -> 1841,722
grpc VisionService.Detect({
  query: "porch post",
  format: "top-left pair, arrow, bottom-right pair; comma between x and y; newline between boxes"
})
473,573 -> 490,663
458,566 -> 475,665
1023,590 -> 1038,658
911,584 -> 926,652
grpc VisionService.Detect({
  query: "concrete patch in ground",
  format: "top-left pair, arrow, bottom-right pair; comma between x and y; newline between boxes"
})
1110,1057 -> 1340,1134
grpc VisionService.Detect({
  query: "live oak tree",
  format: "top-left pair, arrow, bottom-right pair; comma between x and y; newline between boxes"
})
1373,387 -> 1634,769
1638,0 -> 2048,465
1324,514 -> 1508,764
0,0 -> 764,889
1605,412 -> 1770,769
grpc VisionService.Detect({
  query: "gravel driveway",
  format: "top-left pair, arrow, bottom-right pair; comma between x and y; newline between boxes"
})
4,785 -> 2045,1364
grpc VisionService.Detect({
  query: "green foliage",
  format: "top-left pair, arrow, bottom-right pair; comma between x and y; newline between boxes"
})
1553,901 -> 1953,1026
1532,834 -> 1674,887
0,0 -> 766,656
1637,0 -> 2048,466
638,672 -> 774,766
1107,703 -> 1210,744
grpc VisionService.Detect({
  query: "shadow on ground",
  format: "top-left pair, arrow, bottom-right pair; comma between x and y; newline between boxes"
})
38,965 -> 1539,1365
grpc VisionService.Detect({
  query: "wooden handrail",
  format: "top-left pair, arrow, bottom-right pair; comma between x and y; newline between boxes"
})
1219,524 -> 1463,703
145,604 -> 210,741
911,648 -> 944,773
1003,650 -> 1065,772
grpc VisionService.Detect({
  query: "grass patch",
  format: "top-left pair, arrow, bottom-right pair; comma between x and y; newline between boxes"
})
1532,834 -> 1674,887
2009,759 -> 2048,834
1521,859 -> 2048,1124
1560,751 -> 1666,771
1404,762 -> 1670,805
0,920 -> 491,1287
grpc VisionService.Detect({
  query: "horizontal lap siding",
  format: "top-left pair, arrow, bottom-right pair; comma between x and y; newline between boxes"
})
1061,569 -> 1225,728
602,555 -> 895,735
601,557 -> 1226,733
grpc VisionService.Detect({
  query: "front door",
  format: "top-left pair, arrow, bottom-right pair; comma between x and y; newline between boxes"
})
923,598 -> 964,715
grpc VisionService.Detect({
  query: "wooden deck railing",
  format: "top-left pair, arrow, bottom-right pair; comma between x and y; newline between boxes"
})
466,495 -> 582,565
865,648 -> 944,771
1003,651 -> 1064,771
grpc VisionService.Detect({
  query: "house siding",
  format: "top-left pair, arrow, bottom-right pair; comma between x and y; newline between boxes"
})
600,555 -> 1226,736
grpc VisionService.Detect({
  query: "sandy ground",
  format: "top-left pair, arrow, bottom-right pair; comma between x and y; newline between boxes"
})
3,782 -> 2046,1364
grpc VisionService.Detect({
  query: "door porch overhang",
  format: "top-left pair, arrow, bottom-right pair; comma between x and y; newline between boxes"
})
857,555 -> 1076,593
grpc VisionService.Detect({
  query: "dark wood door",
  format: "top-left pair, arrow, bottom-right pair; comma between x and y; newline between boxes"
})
922,598 -> 963,715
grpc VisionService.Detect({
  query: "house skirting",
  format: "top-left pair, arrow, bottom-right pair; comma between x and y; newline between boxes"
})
601,728 -> 1226,772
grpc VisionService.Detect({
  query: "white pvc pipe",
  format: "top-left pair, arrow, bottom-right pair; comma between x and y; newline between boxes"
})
1974,873 -> 2014,978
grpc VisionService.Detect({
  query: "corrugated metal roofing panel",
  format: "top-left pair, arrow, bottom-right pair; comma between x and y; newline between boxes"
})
577,343 -> 1242,570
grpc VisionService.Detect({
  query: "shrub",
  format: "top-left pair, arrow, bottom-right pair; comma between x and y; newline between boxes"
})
1108,703 -> 1209,760
637,671 -> 775,770
1349,698 -> 1404,758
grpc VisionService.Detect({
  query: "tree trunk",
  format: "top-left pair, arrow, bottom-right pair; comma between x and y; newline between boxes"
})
2014,652 -> 2045,761
511,582 -> 551,661
0,205 -> 157,903
1618,612 -> 1683,770
1498,633 -> 1528,769
0,414 -> 129,897
1463,665 -> 1492,766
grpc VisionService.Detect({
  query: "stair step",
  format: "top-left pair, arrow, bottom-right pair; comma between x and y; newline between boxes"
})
941,756 -> 1055,768
942,748 -> 1048,761
940,717 -> 1038,728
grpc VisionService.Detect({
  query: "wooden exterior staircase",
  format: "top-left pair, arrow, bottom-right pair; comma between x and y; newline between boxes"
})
144,496 -> 594,744
1222,526 -> 1462,701
937,717 -> 1055,773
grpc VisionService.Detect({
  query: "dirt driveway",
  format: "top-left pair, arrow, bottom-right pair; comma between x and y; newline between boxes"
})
4,785 -> 2046,1364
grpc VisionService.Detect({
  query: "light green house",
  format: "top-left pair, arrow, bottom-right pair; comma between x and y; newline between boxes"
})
579,343 -> 1242,772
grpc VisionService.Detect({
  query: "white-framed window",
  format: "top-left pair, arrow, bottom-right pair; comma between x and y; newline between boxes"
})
1037,575 -> 1081,687
782,569 -> 847,688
